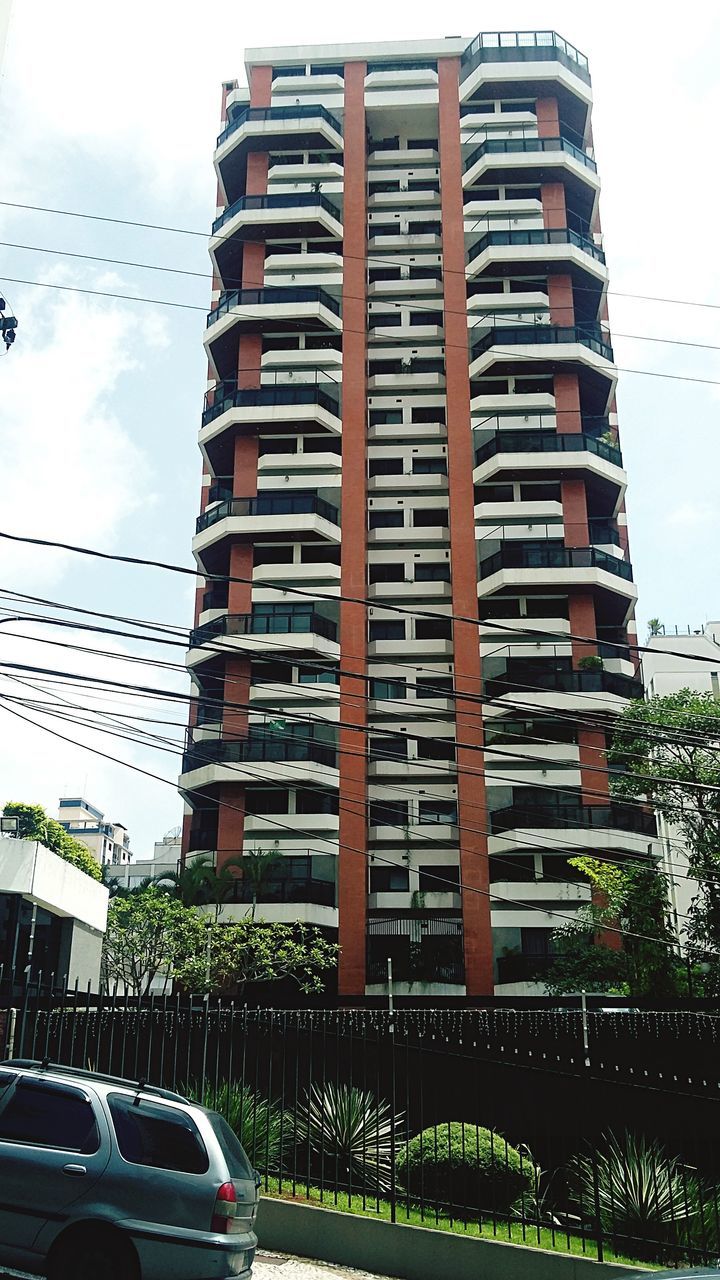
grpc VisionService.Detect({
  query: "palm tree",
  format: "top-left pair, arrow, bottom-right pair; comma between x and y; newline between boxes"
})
647,618 -> 663,638
241,849 -> 281,919
154,854 -> 219,907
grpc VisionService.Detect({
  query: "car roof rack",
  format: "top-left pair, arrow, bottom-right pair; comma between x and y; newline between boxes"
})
1,1059 -> 189,1105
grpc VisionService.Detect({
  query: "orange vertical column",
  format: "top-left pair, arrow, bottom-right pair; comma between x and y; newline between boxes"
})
337,61 -> 368,996
439,57 -> 494,996
216,63 -> 271,873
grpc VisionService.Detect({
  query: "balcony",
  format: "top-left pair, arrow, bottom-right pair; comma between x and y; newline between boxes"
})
200,383 -> 342,455
473,430 -> 625,493
464,134 -> 596,176
495,954 -> 555,985
223,863 -> 336,909
461,30 -> 591,87
475,428 -> 621,468
205,287 -> 342,380
467,227 -> 606,280
366,914 -> 465,987
181,733 -> 337,775
215,104 -> 344,203
211,194 -> 343,281
479,543 -> 632,582
189,608 -> 337,651
196,491 -> 339,535
490,801 -> 656,837
483,663 -> 643,701
470,324 -> 614,380
462,137 -> 599,220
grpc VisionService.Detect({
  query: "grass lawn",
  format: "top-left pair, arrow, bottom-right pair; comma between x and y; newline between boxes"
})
261,1178 -> 657,1270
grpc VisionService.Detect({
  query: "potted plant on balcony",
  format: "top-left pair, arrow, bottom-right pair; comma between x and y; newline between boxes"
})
578,654 -> 604,671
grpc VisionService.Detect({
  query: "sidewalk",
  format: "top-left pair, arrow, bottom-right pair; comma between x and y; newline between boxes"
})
256,1251 -> 391,1280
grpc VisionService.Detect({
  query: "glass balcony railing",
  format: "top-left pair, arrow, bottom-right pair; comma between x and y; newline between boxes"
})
464,135 -> 597,174
490,801 -> 655,837
225,874 -> 336,908
212,192 -> 343,236
474,430 -> 623,469
196,491 -> 339,534
217,103 -> 343,149
207,286 -> 341,328
201,382 -> 340,428
471,323 -> 614,364
589,519 -> 621,547
484,666 -> 643,701
201,584 -> 229,612
461,30 -> 590,84
189,609 -> 338,649
182,735 -> 337,773
479,543 -> 633,581
467,226 -> 605,266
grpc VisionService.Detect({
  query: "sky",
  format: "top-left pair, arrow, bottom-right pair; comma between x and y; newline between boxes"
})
0,0 -> 718,856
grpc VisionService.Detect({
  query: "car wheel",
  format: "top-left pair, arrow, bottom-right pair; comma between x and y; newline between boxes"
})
48,1227 -> 139,1280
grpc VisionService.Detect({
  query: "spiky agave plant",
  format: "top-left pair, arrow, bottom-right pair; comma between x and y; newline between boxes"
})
570,1131 -> 702,1258
191,1081 -> 287,1172
296,1081 -> 404,1194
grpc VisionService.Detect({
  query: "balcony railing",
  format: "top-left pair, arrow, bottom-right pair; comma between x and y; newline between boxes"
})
461,30 -> 590,84
217,103 -> 343,148
479,543 -> 633,581
472,323 -> 614,364
190,609 -> 338,649
207,286 -> 341,328
212,192 -> 343,236
490,802 -> 656,837
225,876 -> 336,907
484,666 -> 644,701
182,735 -> 337,773
202,382 -> 340,428
589,520 -> 621,547
366,914 -> 465,985
474,430 -> 623,469
464,135 -> 597,174
196,491 -> 339,534
496,954 -> 555,984
468,227 -> 605,266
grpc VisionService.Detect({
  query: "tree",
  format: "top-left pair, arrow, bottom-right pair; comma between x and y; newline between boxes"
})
173,916 -> 338,995
102,888 -> 198,996
545,855 -> 679,997
609,689 -> 720,982
241,849 -> 280,919
647,618 -> 663,638
3,801 -> 103,881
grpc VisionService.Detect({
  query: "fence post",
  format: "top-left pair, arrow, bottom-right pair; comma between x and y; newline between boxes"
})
389,999 -> 397,1224
4,1007 -> 17,1059
591,1144 -> 604,1263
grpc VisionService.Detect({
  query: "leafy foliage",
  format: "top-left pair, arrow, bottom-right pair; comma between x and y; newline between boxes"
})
569,1131 -> 702,1260
544,926 -> 629,995
3,801 -> 102,881
609,690 -> 720,983
173,916 -> 338,995
190,1081 -> 286,1172
397,1123 -> 533,1215
102,887 -> 197,995
296,1081 -> 404,1194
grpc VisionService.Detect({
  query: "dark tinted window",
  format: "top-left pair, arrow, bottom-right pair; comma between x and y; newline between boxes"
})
0,1071 -> 16,1097
108,1094 -> 208,1174
207,1113 -> 254,1180
0,1079 -> 99,1153
369,510 -> 404,529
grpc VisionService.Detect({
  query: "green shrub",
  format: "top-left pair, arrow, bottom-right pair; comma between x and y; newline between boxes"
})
191,1081 -> 287,1172
3,802 -> 102,881
397,1123 -> 533,1215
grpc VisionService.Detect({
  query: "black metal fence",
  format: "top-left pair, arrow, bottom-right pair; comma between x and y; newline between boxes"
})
3,986 -> 720,1270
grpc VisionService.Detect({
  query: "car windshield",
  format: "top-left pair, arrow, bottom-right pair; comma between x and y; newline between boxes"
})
207,1112 -> 254,1180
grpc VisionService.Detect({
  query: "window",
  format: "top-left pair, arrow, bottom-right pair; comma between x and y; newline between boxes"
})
412,458 -> 447,475
252,660 -> 293,684
479,597 -> 522,619
370,866 -> 409,893
370,677 -> 407,700
410,310 -> 442,326
298,663 -> 338,684
369,735 -> 408,760
519,482 -> 561,502
418,864 -> 460,892
369,563 -> 405,583
500,100 -> 536,114
412,508 -> 448,528
369,800 -> 409,826
475,484 -> 514,503
408,266 -> 442,281
521,928 -> 555,958
108,1095 -> 208,1174
369,268 -> 401,283
254,545 -> 294,565
259,436 -> 297,454
369,510 -> 404,529
416,676 -> 453,698
370,311 -> 403,328
419,800 -> 458,825
0,1079 -> 99,1154
411,406 -> 445,424
245,787 -> 289,815
207,1114 -> 254,1180
415,563 -> 450,582
416,737 -> 455,762
369,620 -> 405,642
525,596 -> 568,618
301,545 -> 341,564
415,618 -> 452,640
302,436 -> 341,454
369,458 -> 403,476
489,856 -> 536,883
0,1071 -> 16,1098
370,409 -> 402,426
296,788 -> 339,814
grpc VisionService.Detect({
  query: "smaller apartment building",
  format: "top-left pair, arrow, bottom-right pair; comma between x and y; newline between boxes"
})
58,797 -> 132,867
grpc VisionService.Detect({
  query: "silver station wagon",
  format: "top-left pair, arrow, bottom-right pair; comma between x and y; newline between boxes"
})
0,1059 -> 259,1280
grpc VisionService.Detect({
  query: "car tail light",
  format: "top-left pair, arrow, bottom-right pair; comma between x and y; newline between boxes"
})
211,1181 -> 238,1233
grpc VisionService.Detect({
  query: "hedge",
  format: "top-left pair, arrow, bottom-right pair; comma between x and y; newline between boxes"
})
396,1122 -> 533,1215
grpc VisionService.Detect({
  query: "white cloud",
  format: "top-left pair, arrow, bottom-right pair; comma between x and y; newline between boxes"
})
0,271 -> 165,590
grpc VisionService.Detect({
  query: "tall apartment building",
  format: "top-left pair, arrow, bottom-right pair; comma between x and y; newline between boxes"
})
57,798 -> 132,868
179,29 -> 655,997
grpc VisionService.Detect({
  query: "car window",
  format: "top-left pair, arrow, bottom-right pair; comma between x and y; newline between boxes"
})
0,1070 -> 16,1097
0,1078 -> 100,1153
207,1112 -> 254,1180
108,1094 -> 209,1174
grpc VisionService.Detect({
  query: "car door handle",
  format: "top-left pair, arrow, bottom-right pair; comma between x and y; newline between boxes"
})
62,1163 -> 87,1177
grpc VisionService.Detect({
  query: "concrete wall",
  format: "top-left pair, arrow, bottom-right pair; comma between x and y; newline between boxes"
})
67,921 -> 104,989
256,1197 -> 645,1280
0,841 -> 108,932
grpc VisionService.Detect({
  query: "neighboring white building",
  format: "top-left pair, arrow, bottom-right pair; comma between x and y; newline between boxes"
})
114,829 -> 181,892
57,797 -> 132,867
0,835 -> 108,990
642,623 -> 720,942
